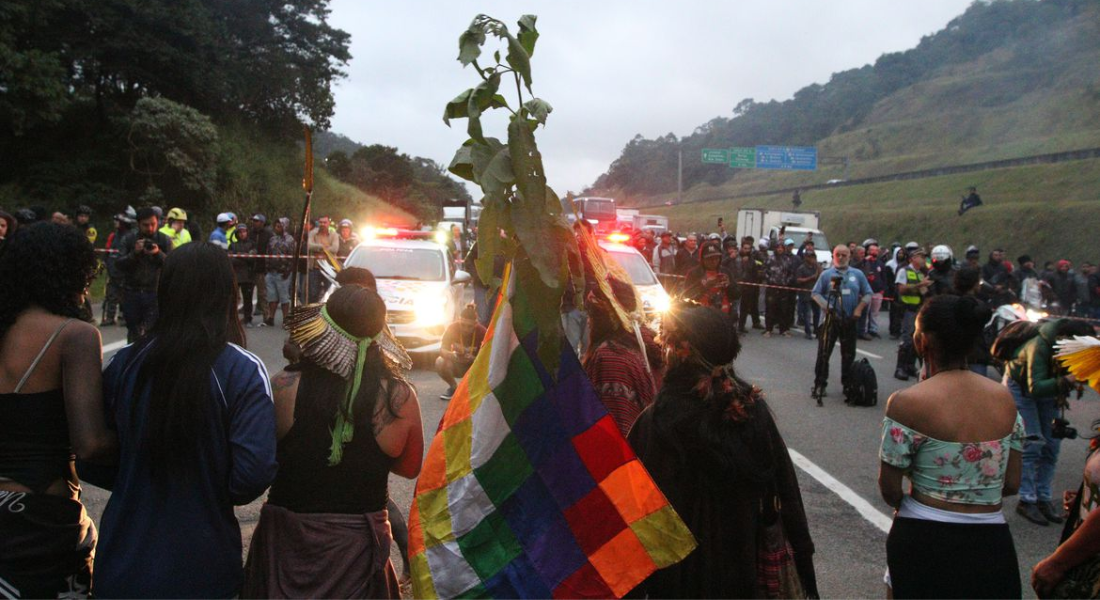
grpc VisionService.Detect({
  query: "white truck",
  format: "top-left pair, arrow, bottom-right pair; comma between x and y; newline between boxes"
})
735,208 -> 831,267
632,214 -> 669,234
615,208 -> 640,231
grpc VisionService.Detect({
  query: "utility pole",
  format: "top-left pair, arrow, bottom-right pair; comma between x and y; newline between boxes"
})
677,147 -> 683,205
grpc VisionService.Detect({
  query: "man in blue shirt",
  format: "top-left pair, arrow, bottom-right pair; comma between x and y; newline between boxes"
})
811,245 -> 872,405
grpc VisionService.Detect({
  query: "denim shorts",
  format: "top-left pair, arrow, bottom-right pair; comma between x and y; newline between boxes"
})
265,272 -> 291,305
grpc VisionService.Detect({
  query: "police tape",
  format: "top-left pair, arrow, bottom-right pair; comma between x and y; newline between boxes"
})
94,248 -> 339,260
655,271 -> 892,298
655,273 -> 1100,323
93,248 -> 468,266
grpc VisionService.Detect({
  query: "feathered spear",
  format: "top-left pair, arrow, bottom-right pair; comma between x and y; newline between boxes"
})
289,126 -> 314,310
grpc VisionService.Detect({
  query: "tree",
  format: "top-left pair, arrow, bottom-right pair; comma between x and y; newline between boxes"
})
126,97 -> 219,204
326,151 -> 351,179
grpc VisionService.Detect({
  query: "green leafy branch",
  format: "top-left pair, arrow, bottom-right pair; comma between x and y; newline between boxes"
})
443,14 -> 578,370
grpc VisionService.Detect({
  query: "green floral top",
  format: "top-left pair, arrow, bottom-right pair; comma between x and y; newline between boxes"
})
880,415 -> 1026,505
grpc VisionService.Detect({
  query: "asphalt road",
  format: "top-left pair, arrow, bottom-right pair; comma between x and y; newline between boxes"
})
85,311 -> 1100,599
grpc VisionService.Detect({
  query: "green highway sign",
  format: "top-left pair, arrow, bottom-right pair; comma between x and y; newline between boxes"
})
729,147 -> 755,168
701,148 -> 729,164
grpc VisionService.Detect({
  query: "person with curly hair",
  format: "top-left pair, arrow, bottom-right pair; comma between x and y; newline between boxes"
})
628,305 -> 818,598
0,222 -> 117,598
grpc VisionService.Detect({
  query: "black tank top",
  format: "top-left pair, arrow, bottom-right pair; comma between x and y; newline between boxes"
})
267,369 -> 396,514
0,319 -> 76,494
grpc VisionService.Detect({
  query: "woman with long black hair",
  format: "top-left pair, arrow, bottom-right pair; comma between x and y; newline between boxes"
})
0,222 -> 116,598
91,242 -> 277,598
242,284 -> 423,599
628,304 -> 818,598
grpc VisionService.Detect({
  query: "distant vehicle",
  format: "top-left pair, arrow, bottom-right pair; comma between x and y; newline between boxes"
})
563,196 -> 617,232
633,214 -> 669,233
440,201 -> 481,240
736,208 -> 831,267
344,230 -> 471,353
615,208 -> 640,231
598,239 -> 671,322
826,179 -> 846,185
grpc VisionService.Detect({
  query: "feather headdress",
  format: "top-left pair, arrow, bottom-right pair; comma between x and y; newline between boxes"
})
284,302 -> 412,464
1055,335 -> 1100,394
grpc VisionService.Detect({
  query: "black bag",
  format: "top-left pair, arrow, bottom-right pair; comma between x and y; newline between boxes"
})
846,358 -> 878,406
990,319 -> 1041,362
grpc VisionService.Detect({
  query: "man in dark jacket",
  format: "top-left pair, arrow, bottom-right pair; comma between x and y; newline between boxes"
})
762,240 -> 796,336
116,208 -> 173,342
859,242 -> 887,339
1043,260 -> 1077,315
725,238 -> 763,333
249,214 -> 273,321
1004,319 -> 1094,525
675,233 -> 699,276
229,224 -> 258,326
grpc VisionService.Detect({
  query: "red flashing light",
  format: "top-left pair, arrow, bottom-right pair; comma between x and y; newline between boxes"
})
606,232 -> 631,244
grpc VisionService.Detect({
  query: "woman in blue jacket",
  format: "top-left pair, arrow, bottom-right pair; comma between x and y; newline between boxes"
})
90,242 -> 277,598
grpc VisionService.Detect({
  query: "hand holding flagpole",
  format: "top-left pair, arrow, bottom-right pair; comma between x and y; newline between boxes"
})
290,126 -> 314,310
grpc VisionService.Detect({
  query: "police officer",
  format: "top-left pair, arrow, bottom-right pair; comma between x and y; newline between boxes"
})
894,247 -> 933,380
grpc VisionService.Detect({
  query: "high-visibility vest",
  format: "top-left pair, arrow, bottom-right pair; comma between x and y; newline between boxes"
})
900,267 -> 922,306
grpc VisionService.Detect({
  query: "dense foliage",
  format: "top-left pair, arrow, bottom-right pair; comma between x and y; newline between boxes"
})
590,0 -> 1093,198
323,142 -> 472,222
0,0 -> 351,220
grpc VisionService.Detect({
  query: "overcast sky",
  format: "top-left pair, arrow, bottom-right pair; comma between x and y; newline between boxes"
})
327,1 -> 973,197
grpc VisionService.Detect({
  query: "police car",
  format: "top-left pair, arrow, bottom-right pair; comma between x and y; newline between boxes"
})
598,236 -> 672,321
343,228 -> 470,353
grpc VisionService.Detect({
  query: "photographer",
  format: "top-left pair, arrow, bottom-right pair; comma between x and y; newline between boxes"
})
436,304 -> 486,401
811,245 -> 872,404
1004,318 -> 1096,526
115,207 -> 172,342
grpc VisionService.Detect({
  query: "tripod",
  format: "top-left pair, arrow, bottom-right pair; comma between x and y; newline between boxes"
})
812,278 -> 844,406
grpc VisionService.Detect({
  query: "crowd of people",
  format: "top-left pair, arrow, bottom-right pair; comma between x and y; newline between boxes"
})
0,204 -> 375,344
2,205 -> 1100,599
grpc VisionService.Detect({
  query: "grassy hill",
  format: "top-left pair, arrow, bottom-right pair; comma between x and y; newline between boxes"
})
654,157 -> 1100,265
619,1 -> 1100,265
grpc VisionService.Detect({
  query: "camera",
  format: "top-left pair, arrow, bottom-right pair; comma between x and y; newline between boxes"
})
145,242 -> 158,253
1052,416 -> 1078,440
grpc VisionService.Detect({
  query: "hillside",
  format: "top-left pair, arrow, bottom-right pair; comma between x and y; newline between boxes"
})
591,0 -> 1100,206
586,0 -> 1100,265
654,157 -> 1100,265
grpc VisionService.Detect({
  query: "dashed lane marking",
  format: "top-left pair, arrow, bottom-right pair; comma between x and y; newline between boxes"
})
788,448 -> 893,534
856,349 -> 883,360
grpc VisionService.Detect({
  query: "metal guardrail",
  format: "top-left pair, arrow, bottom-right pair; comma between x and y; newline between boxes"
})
633,146 -> 1100,209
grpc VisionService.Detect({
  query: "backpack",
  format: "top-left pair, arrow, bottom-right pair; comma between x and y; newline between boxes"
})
846,358 -> 878,407
990,320 -> 1041,362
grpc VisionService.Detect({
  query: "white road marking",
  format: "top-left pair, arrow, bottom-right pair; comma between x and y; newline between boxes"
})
788,448 -> 893,534
103,340 -> 127,355
856,349 -> 883,360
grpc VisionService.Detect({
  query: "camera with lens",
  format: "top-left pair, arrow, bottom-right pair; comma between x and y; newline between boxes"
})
1052,416 -> 1078,440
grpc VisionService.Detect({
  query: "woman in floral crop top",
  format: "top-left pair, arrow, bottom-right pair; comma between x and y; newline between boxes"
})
878,295 -> 1024,599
